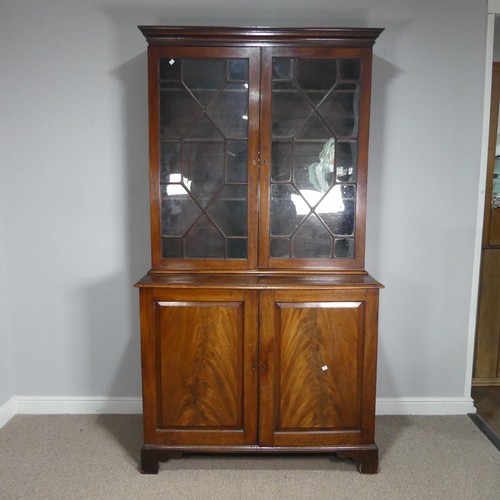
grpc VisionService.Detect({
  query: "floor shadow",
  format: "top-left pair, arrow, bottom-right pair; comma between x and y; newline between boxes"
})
96,414 -> 143,466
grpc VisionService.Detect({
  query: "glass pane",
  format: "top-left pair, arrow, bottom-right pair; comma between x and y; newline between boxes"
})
160,141 -> 181,183
160,83 -> 201,139
270,238 -> 290,258
273,58 -> 293,80
270,184 -> 306,236
317,187 -> 355,236
184,215 -> 225,258
161,185 -> 201,236
183,58 -> 226,105
206,82 -> 249,138
318,91 -> 358,138
158,57 -> 250,260
296,59 -> 336,105
207,185 -> 247,237
292,215 -> 332,258
188,115 -> 224,140
269,56 -> 361,263
160,58 -> 181,81
293,142 -> 334,203
227,59 -> 248,81
296,59 -> 337,90
295,114 -> 333,140
271,140 -> 292,182
162,238 -> 183,259
227,238 -> 247,258
334,238 -> 354,258
339,59 -> 361,81
182,142 -> 225,209
183,58 -> 226,89
226,140 -> 247,183
272,81 -> 312,137
336,141 -> 357,182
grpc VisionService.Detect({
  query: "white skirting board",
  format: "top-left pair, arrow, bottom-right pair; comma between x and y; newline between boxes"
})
0,396 -> 476,429
376,397 -> 475,415
0,396 -> 143,428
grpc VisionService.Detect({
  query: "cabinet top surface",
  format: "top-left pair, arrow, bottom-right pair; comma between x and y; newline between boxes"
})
135,272 -> 383,289
138,26 -> 384,46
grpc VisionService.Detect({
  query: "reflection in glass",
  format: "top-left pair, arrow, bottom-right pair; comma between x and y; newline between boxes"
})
160,141 -> 181,182
336,141 -> 357,182
161,184 -> 201,237
269,56 -> 360,260
270,184 -> 304,236
318,198 -> 355,236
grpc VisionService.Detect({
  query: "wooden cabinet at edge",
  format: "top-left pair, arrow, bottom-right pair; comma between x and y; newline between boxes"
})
136,26 -> 384,474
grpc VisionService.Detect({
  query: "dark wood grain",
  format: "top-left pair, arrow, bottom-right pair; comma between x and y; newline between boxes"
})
140,288 -> 259,447
278,302 -> 363,430
157,301 -> 242,428
259,288 -> 378,448
137,26 -> 383,474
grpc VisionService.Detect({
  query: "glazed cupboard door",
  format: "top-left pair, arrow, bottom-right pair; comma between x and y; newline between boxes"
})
259,288 -> 379,447
147,46 -> 260,270
258,47 -> 373,270
140,288 -> 259,446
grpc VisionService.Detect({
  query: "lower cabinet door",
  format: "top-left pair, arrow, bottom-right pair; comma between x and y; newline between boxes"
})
140,288 -> 259,446
259,288 -> 379,447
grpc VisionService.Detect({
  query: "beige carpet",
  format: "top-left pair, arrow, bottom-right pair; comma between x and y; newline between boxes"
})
0,415 -> 498,499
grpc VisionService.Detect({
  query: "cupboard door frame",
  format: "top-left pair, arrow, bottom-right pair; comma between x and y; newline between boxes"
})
140,287 -> 259,446
147,46 -> 261,271
259,288 -> 379,447
258,46 -> 373,270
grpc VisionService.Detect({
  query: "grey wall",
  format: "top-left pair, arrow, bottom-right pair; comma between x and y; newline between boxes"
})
0,211 -> 13,406
0,0 -> 488,405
